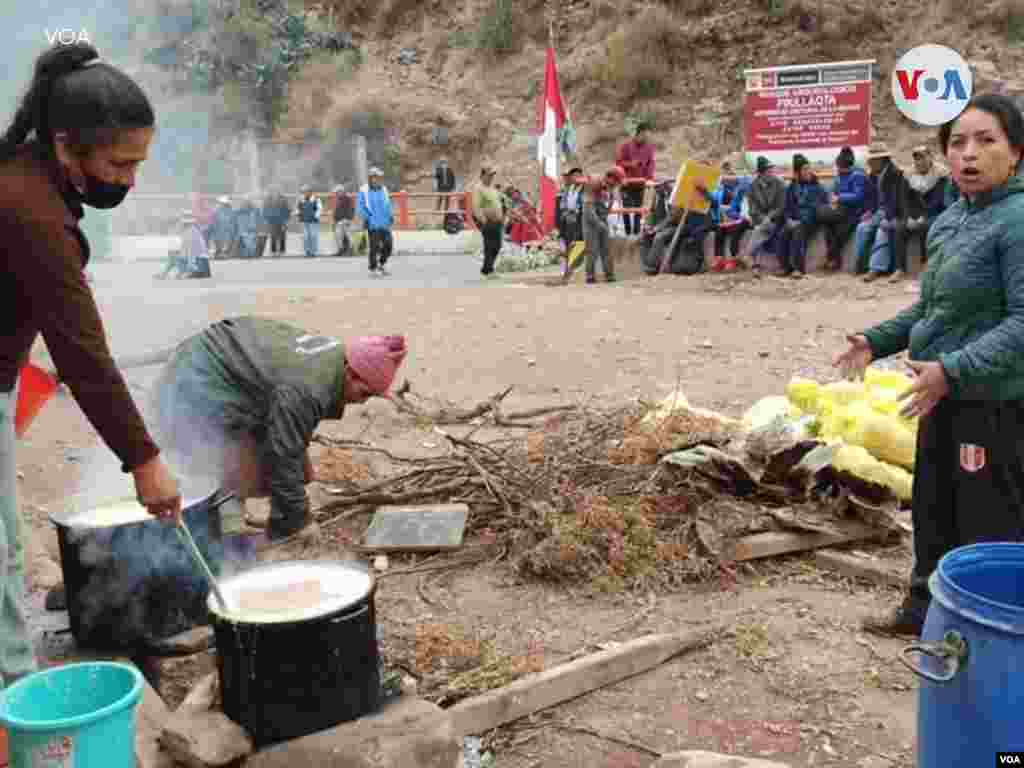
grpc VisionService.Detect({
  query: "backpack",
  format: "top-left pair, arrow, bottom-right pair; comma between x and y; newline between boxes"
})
444,211 -> 464,235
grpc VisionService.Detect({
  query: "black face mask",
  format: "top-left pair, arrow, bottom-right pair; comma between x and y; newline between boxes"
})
78,173 -> 131,209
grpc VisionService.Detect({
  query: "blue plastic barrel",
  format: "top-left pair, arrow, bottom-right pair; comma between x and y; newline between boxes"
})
0,662 -> 142,768
901,543 -> 1024,767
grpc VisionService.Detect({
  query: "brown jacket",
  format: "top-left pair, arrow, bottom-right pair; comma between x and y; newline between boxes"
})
0,143 -> 158,471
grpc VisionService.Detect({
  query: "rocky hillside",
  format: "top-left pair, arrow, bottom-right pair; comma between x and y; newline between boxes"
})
286,0 -> 1024,191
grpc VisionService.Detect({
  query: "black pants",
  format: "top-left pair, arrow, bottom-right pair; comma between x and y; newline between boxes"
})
907,221 -> 930,268
907,399 -> 1024,617
621,186 -> 645,235
480,221 -> 503,275
714,221 -> 751,259
886,222 -> 908,274
268,225 -> 286,254
778,223 -> 816,273
818,206 -> 857,265
368,229 -> 393,270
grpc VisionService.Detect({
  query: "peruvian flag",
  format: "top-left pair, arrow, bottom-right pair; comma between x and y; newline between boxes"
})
536,47 -> 572,235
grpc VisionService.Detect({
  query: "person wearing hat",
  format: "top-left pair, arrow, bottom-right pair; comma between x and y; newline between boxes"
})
434,157 -> 456,212
577,166 -> 626,283
817,146 -> 867,271
332,183 -> 355,257
906,145 -> 951,268
262,187 -> 291,257
357,167 -> 394,276
471,165 -> 505,277
860,142 -> 910,283
296,185 -> 322,258
746,156 -> 787,272
210,195 -> 238,259
152,317 -> 409,546
778,154 -> 828,277
615,123 -> 656,236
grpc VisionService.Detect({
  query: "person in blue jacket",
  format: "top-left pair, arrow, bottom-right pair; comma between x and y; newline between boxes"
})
357,166 -> 395,276
778,154 -> 828,277
296,186 -> 323,258
704,171 -> 751,272
818,146 -> 866,270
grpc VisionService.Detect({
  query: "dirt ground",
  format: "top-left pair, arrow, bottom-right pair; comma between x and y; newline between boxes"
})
18,269 -> 922,767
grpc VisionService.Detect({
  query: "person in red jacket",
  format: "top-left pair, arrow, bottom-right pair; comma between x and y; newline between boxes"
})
615,123 -> 656,236
0,41 -> 181,690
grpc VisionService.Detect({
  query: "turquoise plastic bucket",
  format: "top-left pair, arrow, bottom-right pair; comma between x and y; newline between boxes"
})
0,662 -> 143,768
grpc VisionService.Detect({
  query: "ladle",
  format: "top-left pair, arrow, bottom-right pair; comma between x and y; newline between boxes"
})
177,516 -> 229,611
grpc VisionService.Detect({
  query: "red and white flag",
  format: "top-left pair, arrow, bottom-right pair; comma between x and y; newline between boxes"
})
536,47 -> 571,235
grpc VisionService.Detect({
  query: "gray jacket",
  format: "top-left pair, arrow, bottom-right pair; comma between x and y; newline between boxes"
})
747,174 -> 787,227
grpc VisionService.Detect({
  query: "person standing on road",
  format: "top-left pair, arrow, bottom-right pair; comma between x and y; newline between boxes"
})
332,183 -> 354,257
209,196 -> 237,259
262,187 -> 290,257
434,157 -> 456,212
579,166 -> 625,284
471,165 -> 505,277
235,197 -> 264,259
615,123 -> 655,236
358,167 -> 394,276
153,318 -> 408,546
834,93 -> 1024,637
297,185 -> 322,258
0,41 -> 182,689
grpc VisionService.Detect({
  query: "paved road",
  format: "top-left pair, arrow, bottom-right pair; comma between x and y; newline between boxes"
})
81,242 -> 499,371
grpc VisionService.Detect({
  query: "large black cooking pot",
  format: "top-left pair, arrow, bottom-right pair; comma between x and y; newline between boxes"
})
50,490 -> 231,651
209,560 -> 381,747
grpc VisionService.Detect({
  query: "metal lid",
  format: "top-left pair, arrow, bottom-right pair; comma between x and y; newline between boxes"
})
209,560 -> 374,624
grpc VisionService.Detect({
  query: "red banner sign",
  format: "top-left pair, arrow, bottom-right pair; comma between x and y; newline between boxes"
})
744,82 -> 871,153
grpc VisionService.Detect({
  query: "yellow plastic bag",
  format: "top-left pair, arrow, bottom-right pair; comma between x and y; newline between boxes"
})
786,377 -> 821,414
832,444 -> 913,501
865,367 -> 912,392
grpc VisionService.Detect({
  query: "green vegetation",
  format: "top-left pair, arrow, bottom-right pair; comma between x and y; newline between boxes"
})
476,0 -> 517,52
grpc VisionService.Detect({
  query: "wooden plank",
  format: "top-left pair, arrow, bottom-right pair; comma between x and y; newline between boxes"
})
448,628 -> 717,739
814,549 -> 906,588
724,521 -> 884,562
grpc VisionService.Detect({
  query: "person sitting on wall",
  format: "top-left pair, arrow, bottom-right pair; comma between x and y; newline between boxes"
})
746,156 -> 787,273
905,145 -> 951,268
817,146 -> 867,271
860,143 -> 910,283
778,153 -> 828,278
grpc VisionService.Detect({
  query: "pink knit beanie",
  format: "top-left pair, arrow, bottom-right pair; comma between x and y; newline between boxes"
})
346,335 -> 408,395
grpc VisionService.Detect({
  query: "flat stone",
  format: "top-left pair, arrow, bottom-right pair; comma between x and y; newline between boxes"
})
160,712 -> 254,768
654,752 -> 793,768
137,675 -> 176,768
246,696 -> 460,768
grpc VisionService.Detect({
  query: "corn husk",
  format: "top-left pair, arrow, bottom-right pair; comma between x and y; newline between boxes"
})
865,368 -> 912,392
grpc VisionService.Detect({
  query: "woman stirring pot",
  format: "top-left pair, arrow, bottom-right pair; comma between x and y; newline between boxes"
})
0,42 -> 181,688
834,93 -> 1024,636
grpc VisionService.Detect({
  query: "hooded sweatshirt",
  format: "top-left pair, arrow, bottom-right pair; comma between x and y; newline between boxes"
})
864,175 -> 1024,401
156,316 -> 347,523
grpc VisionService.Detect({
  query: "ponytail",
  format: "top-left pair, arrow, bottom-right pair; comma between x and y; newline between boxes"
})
0,41 -> 153,163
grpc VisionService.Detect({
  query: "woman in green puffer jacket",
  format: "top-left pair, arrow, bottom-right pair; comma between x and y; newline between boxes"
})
833,93 -> 1024,637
